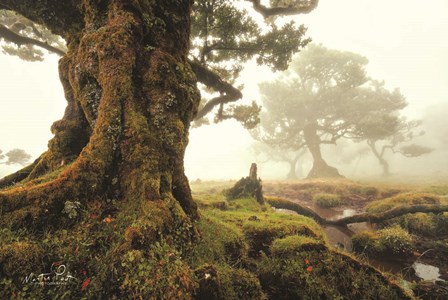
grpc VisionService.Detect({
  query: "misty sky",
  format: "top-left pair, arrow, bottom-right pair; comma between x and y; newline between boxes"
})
1,0 -> 448,179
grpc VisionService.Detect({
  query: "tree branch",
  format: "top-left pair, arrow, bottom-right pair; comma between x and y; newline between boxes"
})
247,0 -> 319,18
326,204 -> 448,226
189,59 -> 242,120
267,196 -> 448,227
0,24 -> 66,56
0,0 -> 83,38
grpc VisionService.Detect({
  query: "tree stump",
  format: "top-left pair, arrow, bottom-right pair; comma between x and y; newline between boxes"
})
226,163 -> 264,204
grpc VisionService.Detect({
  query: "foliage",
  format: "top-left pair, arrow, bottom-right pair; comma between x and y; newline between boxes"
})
0,10 -> 66,61
0,148 -> 31,166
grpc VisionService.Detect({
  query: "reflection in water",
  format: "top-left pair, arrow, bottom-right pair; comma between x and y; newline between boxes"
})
413,262 -> 444,282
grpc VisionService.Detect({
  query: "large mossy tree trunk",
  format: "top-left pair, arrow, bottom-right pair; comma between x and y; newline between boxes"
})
303,122 -> 342,178
0,0 -> 199,239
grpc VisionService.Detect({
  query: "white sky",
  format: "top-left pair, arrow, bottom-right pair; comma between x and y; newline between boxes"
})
1,0 -> 448,179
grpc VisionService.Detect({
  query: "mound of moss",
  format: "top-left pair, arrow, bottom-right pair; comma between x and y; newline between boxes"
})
352,225 -> 414,257
367,192 -> 444,214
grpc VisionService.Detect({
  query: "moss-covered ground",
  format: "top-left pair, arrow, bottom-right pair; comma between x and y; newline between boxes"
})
3,178 -> 448,299
260,178 -> 448,299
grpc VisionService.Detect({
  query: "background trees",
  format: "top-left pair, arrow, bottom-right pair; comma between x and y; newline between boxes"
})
255,44 -> 432,178
0,148 -> 31,166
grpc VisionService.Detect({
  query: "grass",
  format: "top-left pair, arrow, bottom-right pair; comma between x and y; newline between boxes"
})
313,193 -> 344,208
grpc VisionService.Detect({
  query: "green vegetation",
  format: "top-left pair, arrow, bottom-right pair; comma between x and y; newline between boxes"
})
352,226 -> 413,256
1,186 -> 414,299
366,192 -> 445,214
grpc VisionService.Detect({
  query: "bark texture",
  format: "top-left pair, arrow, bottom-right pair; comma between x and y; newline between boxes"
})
0,0 -> 200,235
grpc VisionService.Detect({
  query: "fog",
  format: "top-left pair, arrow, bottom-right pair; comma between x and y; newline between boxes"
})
1,0 -> 448,181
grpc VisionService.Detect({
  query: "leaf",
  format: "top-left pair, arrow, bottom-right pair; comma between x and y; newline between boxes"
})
81,278 -> 91,291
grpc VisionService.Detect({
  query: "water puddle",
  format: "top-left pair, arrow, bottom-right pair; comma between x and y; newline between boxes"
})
413,262 -> 444,282
273,202 -> 446,284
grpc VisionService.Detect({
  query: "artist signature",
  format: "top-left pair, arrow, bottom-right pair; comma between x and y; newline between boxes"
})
22,263 -> 77,286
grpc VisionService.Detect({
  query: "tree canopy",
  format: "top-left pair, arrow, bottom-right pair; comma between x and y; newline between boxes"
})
255,43 -> 426,178
0,148 -> 31,166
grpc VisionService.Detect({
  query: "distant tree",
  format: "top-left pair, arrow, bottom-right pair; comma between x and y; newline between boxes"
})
0,148 -> 31,166
353,110 -> 432,176
251,78 -> 308,179
252,141 -> 308,179
256,44 -> 426,178
258,44 -> 375,178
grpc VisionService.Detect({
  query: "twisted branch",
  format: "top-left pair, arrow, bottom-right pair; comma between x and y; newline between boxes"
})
189,60 -> 242,120
0,24 -> 65,56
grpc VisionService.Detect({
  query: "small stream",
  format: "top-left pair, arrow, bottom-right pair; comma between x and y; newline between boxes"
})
275,204 -> 445,282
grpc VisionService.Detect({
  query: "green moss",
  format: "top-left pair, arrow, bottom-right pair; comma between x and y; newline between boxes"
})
352,226 -> 413,256
194,194 -> 229,210
270,235 -> 326,256
367,192 -> 444,214
189,215 -> 247,268
0,241 -> 44,278
243,217 -> 323,256
194,264 -> 266,300
258,240 -> 411,299
313,193 -> 344,208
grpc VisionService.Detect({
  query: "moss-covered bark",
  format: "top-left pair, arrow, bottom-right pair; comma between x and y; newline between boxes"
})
1,0 -> 200,227
1,0 -> 203,297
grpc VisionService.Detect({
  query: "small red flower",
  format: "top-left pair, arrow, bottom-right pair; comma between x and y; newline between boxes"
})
306,266 -> 313,273
304,259 -> 310,265
81,278 -> 91,291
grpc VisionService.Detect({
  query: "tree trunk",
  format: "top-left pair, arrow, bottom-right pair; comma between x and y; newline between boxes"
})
367,140 -> 391,176
1,0 -> 199,235
303,122 -> 342,178
286,158 -> 298,179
